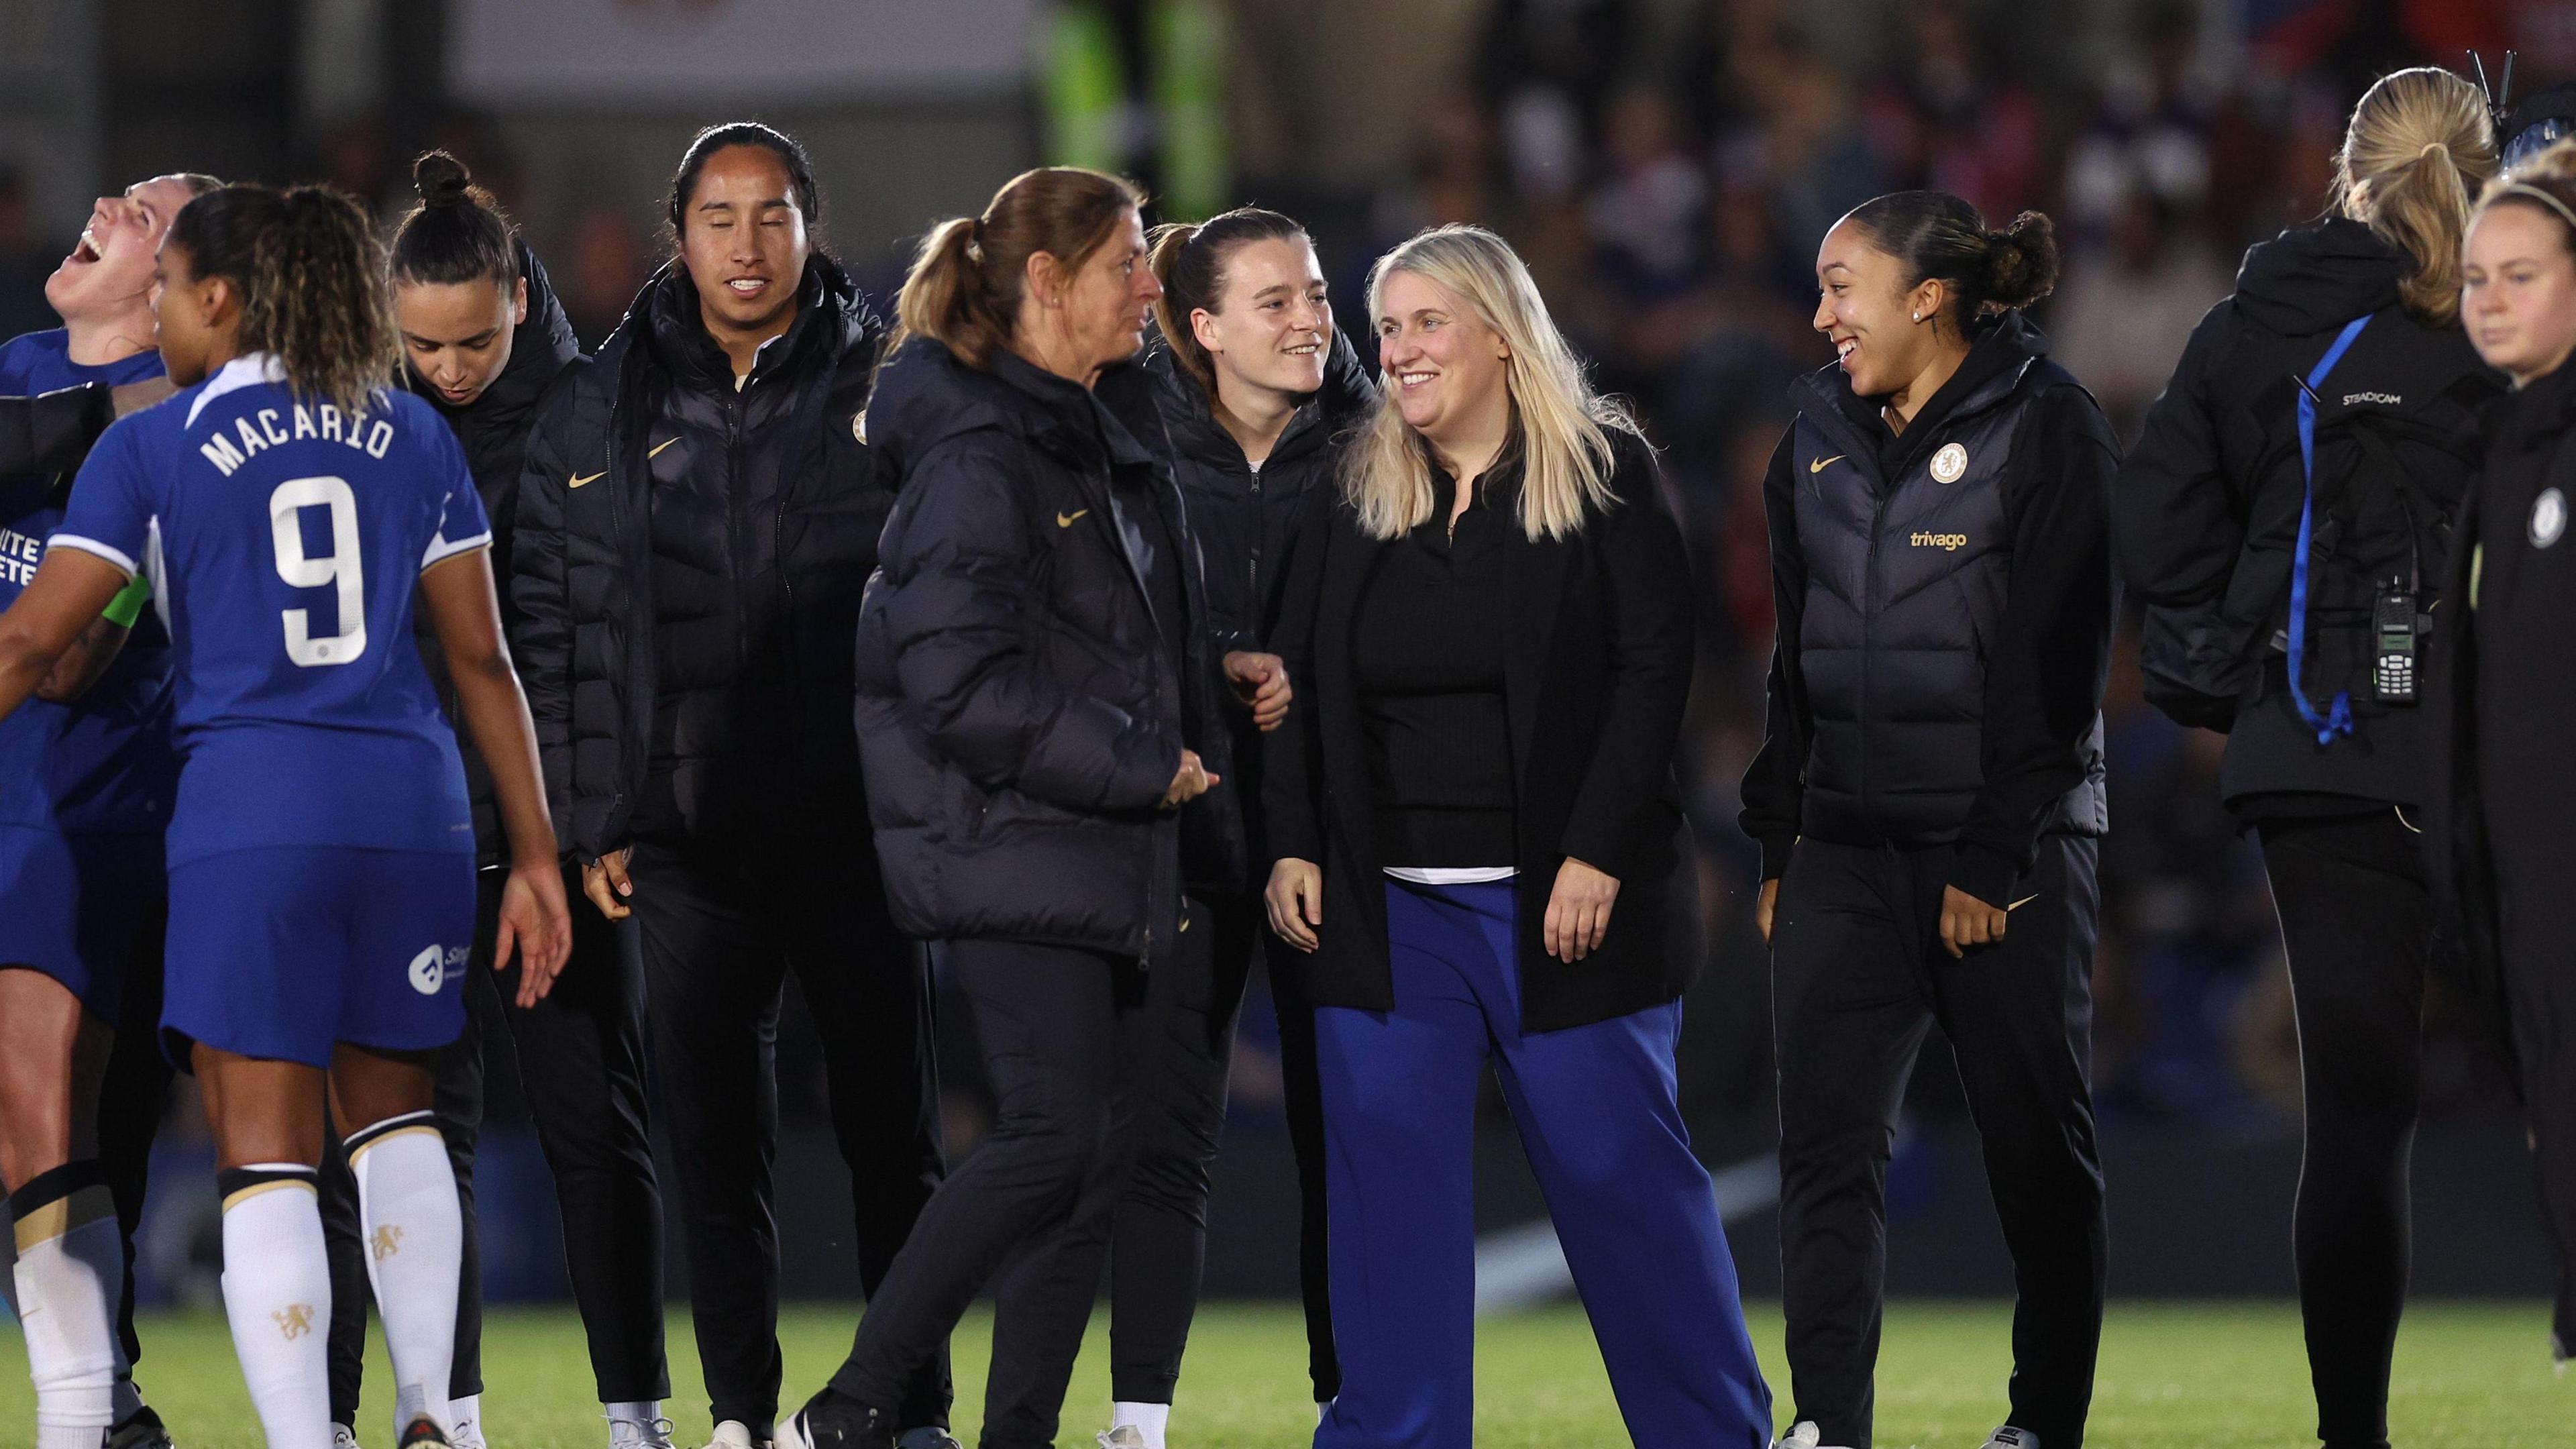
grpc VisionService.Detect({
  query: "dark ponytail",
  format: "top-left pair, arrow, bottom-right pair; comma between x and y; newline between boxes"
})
890,166 -> 1146,371
1147,207 -> 1313,399
167,184 -> 397,414
390,150 -> 519,290
1843,191 -> 2061,330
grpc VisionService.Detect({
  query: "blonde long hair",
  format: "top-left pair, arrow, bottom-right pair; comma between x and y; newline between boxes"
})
2332,67 -> 2497,327
1342,225 -> 1638,542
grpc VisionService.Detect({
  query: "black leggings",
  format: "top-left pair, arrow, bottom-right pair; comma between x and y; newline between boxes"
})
2256,811 -> 2430,1449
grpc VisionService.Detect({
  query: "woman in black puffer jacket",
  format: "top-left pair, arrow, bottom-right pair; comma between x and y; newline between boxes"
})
1019,208 -> 1372,1442
2114,68 -> 2502,1449
315,152 -> 674,1449
789,166 -> 1273,1449
513,125 -> 949,1449
2439,146 -> 2576,1369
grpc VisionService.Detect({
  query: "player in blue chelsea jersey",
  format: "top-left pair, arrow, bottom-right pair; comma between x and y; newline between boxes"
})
0,183 -> 572,1449
0,168 -> 220,1449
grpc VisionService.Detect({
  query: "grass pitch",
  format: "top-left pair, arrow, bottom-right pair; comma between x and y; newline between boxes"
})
3,1300 -> 2564,1447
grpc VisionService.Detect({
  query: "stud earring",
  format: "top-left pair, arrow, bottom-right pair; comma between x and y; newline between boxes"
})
1911,311 -> 1923,322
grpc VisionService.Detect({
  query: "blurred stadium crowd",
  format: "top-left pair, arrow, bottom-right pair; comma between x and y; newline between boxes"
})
0,0 -> 2555,1161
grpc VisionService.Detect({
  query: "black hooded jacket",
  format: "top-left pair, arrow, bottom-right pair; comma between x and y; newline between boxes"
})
512,256 -> 886,862
409,239 -> 582,867
2115,219 -> 2502,816
1740,313 -> 2118,910
1143,327 -> 1375,859
854,337 -> 1241,959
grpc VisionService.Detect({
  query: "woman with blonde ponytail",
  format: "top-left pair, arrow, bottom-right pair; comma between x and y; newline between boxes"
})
1261,223 -> 1772,1447
2116,66 -> 2504,1449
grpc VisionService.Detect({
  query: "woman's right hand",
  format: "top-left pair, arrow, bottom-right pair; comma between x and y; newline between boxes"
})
583,847 -> 635,922
1163,749 -> 1218,808
1757,878 -> 1780,945
1267,857 -> 1322,952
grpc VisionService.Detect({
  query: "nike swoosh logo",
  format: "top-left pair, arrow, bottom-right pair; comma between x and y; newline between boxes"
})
1057,509 -> 1089,528
568,470 -> 604,488
2008,894 -> 2040,911
648,437 -> 680,459
1810,455 -> 1844,474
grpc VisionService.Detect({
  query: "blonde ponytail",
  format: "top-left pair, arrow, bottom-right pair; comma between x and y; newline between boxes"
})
2334,67 -> 2497,327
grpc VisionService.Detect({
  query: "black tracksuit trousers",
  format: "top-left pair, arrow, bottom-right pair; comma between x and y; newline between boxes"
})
629,839 -> 948,1438
973,892 -> 1340,1441
322,863 -> 671,1422
1771,834 -> 2106,1449
827,928 -> 1172,1446
2254,810 -> 2429,1449
2488,794 -> 2576,1358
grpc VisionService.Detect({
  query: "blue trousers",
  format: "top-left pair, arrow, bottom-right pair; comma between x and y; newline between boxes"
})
1312,877 -> 1772,1448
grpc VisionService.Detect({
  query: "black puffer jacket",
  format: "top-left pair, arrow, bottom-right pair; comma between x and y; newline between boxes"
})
2116,219 -> 2502,816
2429,362 -> 2576,1000
513,256 -> 885,861
410,239 -> 581,868
854,337 -> 1241,958
1144,327 -> 1374,859
0,384 -> 117,478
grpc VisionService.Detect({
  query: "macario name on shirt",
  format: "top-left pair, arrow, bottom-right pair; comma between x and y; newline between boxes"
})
198,400 -> 396,476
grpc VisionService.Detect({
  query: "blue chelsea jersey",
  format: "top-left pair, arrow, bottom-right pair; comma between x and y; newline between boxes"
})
0,329 -> 176,836
52,354 -> 492,866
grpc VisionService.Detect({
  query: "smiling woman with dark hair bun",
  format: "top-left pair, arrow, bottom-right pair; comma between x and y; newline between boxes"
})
1743,187 -> 2118,1449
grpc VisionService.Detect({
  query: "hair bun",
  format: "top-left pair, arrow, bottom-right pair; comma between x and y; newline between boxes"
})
413,150 -> 474,209
1982,210 -> 2061,310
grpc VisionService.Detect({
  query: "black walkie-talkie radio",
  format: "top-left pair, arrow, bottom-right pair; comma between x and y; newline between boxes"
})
2374,580 -> 2418,702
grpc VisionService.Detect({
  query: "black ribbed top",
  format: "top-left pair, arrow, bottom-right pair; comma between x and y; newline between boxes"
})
1352,460 -> 1518,867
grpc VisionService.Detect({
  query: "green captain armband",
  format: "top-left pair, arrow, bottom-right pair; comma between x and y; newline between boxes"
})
100,572 -> 152,629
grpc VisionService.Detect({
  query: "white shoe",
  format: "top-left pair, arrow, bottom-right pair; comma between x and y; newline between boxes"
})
1979,1430 -> 2039,1449
608,1411 -> 678,1449
1774,1424 -> 1854,1449
702,1422 -> 770,1449
335,1428 -> 365,1449
1097,1430 -> 1149,1449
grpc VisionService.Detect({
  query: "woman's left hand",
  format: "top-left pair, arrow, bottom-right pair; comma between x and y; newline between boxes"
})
1222,650 -> 1293,731
1544,857 -> 1620,962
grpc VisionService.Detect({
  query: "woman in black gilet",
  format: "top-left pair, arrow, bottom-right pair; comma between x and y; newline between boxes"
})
1743,191 -> 2117,1449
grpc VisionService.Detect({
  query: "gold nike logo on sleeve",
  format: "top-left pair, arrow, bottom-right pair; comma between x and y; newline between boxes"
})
568,470 -> 604,488
1057,509 -> 1089,528
2008,894 -> 2040,912
1810,455 -> 1844,474
648,437 -> 680,459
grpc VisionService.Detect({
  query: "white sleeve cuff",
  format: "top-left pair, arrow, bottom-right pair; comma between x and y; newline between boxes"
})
45,534 -> 139,576
420,529 -> 494,571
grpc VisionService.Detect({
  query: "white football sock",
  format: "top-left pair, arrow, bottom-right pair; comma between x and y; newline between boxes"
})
448,1391 -> 484,1448
1111,1401 -> 1170,1449
218,1163 -> 335,1449
345,1113 -> 462,1440
11,1165 -> 124,1449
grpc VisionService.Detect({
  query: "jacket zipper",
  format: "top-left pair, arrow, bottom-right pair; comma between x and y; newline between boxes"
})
1860,484 -> 1891,825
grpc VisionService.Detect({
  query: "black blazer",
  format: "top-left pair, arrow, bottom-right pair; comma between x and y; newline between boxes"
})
1263,427 -> 1700,1032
